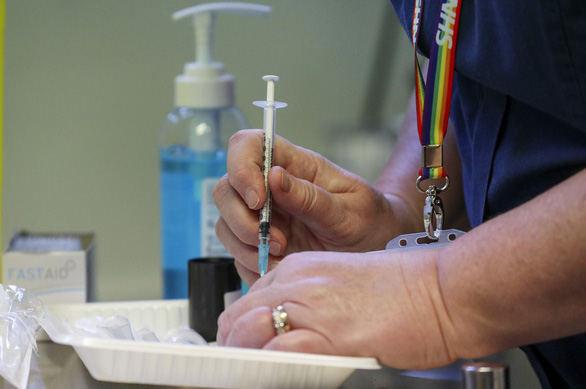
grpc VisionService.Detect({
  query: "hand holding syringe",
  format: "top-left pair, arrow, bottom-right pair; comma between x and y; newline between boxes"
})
253,75 -> 287,276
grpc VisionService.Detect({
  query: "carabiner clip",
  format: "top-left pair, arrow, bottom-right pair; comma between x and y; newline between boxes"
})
423,187 -> 444,240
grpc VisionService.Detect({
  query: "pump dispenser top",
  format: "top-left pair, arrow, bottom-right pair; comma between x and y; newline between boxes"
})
173,2 -> 271,108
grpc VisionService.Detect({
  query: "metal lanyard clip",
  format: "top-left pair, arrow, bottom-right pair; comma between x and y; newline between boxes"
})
423,185 -> 444,240
416,175 -> 449,240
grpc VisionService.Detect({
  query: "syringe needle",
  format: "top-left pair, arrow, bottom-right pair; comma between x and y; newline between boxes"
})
253,75 -> 287,276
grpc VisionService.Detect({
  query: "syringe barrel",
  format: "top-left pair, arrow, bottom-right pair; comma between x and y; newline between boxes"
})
256,76 -> 286,256
259,108 -> 274,229
261,109 -> 275,178
263,105 -> 276,141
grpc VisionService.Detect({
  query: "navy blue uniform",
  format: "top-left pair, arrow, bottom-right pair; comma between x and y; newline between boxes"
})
389,1 -> 586,387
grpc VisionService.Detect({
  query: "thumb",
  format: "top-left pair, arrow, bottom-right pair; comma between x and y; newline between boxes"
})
268,166 -> 344,232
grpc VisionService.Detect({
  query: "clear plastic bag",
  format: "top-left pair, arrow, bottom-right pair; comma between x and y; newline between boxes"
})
67,314 -> 208,345
0,284 -> 45,389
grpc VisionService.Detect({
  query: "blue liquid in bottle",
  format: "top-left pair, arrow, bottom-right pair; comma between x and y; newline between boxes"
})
160,145 -> 227,299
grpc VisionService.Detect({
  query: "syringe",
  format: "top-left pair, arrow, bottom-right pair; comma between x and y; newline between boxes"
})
253,75 -> 287,276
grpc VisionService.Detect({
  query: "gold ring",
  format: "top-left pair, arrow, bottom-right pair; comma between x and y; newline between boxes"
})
272,305 -> 291,335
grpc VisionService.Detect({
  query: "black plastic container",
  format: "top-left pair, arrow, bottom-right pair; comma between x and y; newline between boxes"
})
188,257 -> 240,342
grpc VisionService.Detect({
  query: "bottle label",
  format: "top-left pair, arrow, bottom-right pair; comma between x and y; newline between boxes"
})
201,178 -> 231,258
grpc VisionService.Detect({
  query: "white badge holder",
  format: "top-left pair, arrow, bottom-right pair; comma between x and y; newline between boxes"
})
385,229 -> 465,252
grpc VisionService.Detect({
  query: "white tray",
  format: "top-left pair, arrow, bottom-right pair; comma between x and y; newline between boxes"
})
43,300 -> 380,388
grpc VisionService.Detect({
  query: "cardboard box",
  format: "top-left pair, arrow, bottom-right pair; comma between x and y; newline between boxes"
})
2,231 -> 95,304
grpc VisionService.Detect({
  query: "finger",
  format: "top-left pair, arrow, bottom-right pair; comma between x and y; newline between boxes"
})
214,175 -> 260,248
227,131 -> 332,210
233,250 -> 283,283
264,328 -> 336,355
220,300 -> 298,348
216,217 -> 259,271
247,263 -> 278,291
221,306 -> 275,348
215,165 -> 285,258
216,217 -> 282,274
269,166 -> 346,237
217,271 -> 280,342
220,299 -> 337,356
225,130 -> 266,210
276,141 -> 361,193
234,259 -> 259,287
216,223 -> 281,279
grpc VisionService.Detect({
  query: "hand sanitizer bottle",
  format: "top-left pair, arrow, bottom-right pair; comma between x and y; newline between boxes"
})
160,2 -> 271,299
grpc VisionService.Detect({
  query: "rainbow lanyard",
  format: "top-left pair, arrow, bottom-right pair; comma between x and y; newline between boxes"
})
412,0 -> 462,239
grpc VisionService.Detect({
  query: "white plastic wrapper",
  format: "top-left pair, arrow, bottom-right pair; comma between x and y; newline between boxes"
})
66,314 -> 208,345
0,284 -> 45,389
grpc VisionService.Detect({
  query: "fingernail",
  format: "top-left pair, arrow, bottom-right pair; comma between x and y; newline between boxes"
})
269,241 -> 281,256
244,188 -> 260,209
280,170 -> 292,193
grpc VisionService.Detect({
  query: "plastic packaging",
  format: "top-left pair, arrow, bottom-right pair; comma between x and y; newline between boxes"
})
43,300 -> 380,388
160,2 -> 271,299
65,313 -> 207,345
0,284 -> 45,389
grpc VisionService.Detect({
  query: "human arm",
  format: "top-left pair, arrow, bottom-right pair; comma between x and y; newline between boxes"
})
438,167 -> 586,357
217,167 -> 586,369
